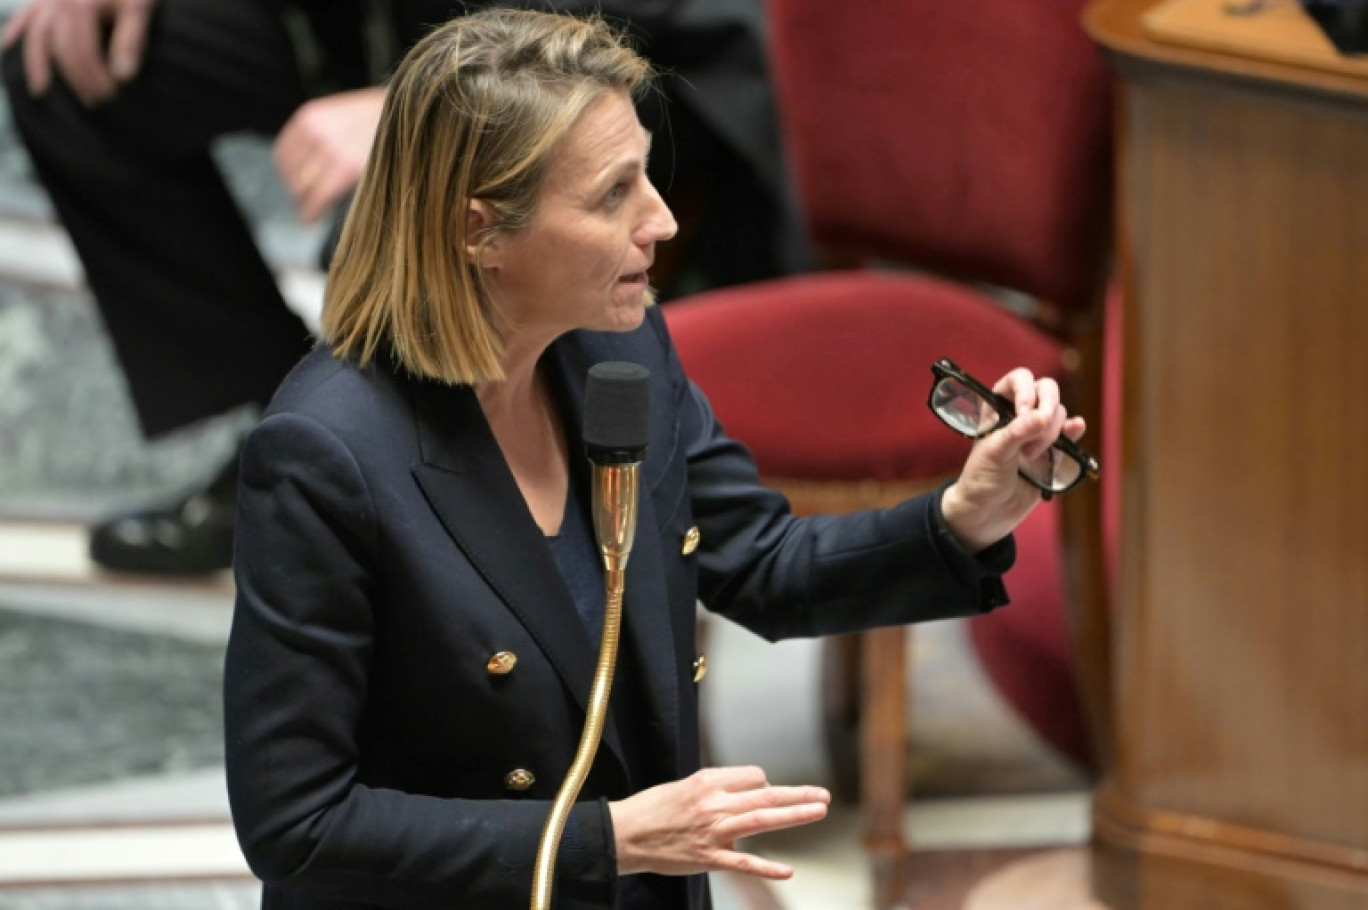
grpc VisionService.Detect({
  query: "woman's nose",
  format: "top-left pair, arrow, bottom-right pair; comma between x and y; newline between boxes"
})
638,180 -> 678,245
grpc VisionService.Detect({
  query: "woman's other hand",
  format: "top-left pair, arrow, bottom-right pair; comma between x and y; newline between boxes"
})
608,766 -> 830,880
940,368 -> 1086,553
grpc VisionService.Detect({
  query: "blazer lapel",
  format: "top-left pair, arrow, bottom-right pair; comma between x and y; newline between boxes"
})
407,375 -> 633,770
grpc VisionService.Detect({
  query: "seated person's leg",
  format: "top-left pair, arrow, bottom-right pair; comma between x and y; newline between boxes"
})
2,0 -> 319,574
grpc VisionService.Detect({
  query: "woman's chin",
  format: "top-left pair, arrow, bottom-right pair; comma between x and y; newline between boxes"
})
601,289 -> 652,331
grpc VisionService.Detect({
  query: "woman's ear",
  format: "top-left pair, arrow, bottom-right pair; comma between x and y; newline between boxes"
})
462,200 -> 501,268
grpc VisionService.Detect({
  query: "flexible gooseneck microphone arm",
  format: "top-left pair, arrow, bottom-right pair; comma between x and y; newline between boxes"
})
530,362 -> 650,910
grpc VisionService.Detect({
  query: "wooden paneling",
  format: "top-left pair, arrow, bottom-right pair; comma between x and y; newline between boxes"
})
1086,1 -> 1368,906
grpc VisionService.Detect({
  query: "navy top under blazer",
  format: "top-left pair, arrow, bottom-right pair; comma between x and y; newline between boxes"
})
223,307 -> 1014,910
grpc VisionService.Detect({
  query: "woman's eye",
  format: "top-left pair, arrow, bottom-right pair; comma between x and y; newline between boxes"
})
603,182 -> 628,207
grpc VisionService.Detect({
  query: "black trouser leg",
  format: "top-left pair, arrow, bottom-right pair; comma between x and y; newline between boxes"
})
2,0 -> 320,438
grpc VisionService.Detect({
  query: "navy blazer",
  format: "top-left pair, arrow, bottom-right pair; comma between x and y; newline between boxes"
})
223,308 -> 1011,909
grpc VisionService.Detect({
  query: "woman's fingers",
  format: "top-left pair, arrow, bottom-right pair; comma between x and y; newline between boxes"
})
696,769 -> 831,840
993,367 -> 1037,412
1032,376 -> 1061,415
942,367 -> 1092,551
720,782 -> 830,814
985,371 -> 1073,461
697,764 -> 769,793
1022,403 -> 1069,460
714,797 -> 829,843
709,849 -> 796,881
706,784 -> 828,879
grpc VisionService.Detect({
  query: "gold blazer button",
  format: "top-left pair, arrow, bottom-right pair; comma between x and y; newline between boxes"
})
682,525 -> 701,556
692,654 -> 708,683
486,651 -> 518,675
505,769 -> 535,792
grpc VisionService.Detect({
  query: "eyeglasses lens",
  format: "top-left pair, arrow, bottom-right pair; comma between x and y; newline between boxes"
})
1020,447 -> 1083,493
931,378 -> 1001,436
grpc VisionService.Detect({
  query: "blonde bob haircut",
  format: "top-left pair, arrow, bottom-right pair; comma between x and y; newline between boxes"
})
321,8 -> 653,384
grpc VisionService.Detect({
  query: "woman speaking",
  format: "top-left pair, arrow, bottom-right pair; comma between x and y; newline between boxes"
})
222,9 -> 1086,909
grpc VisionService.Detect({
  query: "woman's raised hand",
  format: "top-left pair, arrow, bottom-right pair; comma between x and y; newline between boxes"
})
940,368 -> 1087,553
608,766 -> 830,880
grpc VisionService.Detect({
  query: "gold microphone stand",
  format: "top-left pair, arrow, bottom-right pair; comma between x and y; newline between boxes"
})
530,461 -> 639,910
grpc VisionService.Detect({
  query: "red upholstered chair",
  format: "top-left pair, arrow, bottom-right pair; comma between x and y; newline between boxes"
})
663,1 -> 1115,906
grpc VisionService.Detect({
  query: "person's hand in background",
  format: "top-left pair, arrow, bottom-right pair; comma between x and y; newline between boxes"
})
3,0 -> 155,105
275,87 -> 385,224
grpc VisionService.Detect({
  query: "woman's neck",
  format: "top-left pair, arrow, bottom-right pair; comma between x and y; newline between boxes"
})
478,322 -> 561,408
477,342 -> 569,536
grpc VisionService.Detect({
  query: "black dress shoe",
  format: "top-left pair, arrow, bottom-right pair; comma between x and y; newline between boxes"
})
89,453 -> 239,576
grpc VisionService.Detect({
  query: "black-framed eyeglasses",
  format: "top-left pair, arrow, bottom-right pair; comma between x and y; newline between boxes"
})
928,358 -> 1100,500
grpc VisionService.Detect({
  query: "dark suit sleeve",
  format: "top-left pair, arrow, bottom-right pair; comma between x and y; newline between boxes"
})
223,412 -> 615,908
644,312 -> 1012,641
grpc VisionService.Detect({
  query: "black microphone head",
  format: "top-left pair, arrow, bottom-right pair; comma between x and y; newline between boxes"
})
584,362 -> 650,464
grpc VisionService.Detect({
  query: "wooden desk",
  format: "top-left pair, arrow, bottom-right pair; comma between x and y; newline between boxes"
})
1085,2 -> 1368,908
